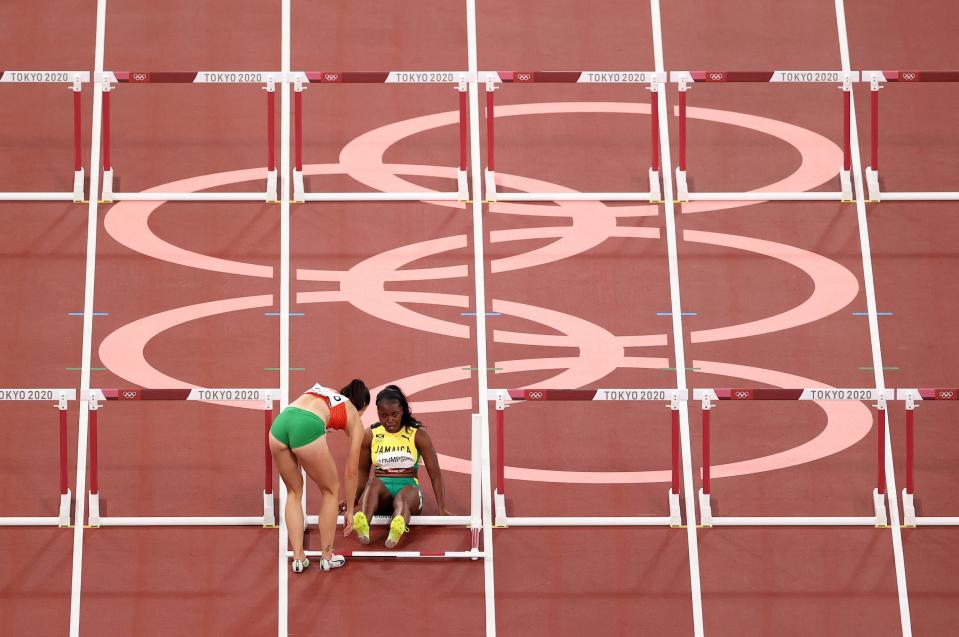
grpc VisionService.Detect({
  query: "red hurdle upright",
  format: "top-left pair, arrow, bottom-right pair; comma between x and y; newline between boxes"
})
897,388 -> 959,526
82,388 -> 280,527
670,71 -> 856,202
290,71 -> 470,203
481,71 -> 665,203
490,388 -> 685,528
695,388 -> 892,527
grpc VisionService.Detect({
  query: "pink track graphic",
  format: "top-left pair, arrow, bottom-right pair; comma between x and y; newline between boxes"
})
100,102 -> 869,484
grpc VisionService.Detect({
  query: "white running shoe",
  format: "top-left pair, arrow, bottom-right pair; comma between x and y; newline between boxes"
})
291,558 -> 310,573
320,554 -> 346,571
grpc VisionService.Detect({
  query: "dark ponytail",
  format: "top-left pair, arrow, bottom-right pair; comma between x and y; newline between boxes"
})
339,379 -> 370,411
375,384 -> 421,429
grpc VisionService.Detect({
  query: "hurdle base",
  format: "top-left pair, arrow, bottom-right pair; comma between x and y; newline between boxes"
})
674,168 -> 689,202
840,169 -> 853,202
493,491 -> 507,527
293,169 -> 305,202
58,489 -> 72,527
649,168 -> 662,203
300,191 -> 464,202
873,487 -> 888,526
73,168 -> 86,203
87,492 -> 101,527
494,516 -> 675,527
294,549 -> 485,560
703,516 -> 886,526
263,490 -> 276,527
668,489 -> 682,527
683,191 -> 848,202
698,489 -> 713,527
901,489 -> 917,527
100,169 -> 114,203
457,168 -> 469,202
865,167 -> 881,202
313,514 -> 472,527
94,516 -> 272,526
265,169 -> 278,203
0,516 -> 68,526
484,168 -> 497,203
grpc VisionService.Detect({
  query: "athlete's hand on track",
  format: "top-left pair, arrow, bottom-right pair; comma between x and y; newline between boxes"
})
342,511 -> 354,537
439,508 -> 453,516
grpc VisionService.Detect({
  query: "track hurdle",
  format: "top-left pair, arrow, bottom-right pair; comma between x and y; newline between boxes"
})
670,71 -> 858,202
488,389 -> 685,527
289,71 -> 470,202
862,71 -> 959,201
897,388 -> 959,526
695,388 -> 892,526
0,389 -> 75,527
480,71 -> 666,203
301,413 -> 488,560
96,71 -> 281,202
81,388 -> 279,527
0,71 -> 88,202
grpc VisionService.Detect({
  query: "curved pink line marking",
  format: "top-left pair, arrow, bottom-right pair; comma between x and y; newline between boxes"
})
686,230 -> 859,342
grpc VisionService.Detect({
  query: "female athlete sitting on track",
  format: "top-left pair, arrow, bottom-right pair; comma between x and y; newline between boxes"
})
269,379 -> 370,573
351,385 -> 451,548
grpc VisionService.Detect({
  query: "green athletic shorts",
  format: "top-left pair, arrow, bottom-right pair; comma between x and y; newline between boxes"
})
378,476 -> 423,510
270,406 -> 327,449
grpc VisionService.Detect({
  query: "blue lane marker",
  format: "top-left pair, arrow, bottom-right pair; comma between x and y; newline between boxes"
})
657,312 -> 697,316
68,312 -> 109,316
461,312 -> 502,317
852,311 -> 893,316
264,312 -> 304,316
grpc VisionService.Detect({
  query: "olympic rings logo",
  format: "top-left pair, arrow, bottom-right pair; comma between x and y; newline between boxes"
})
122,391 -> 138,399
709,73 -> 725,81
324,73 -> 340,82
527,391 -> 544,399
939,390 -> 955,399
132,73 -> 148,82
735,391 -> 750,399
516,73 -> 532,82
902,72 -> 917,81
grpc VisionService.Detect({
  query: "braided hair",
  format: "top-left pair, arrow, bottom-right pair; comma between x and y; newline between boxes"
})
339,379 -> 371,411
373,384 -> 421,429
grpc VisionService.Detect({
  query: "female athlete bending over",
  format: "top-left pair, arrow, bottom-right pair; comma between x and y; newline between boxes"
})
352,385 -> 451,548
270,380 -> 369,572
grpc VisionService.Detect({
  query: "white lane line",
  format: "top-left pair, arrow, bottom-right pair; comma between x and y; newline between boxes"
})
69,1 -> 108,635
650,1 -> 705,635
833,2 -> 912,635
278,0 -> 291,635
465,0 -> 497,634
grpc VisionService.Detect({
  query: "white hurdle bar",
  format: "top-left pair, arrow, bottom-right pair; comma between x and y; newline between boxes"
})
290,71 -> 470,203
302,413 -> 487,561
481,71 -> 665,203
81,388 -> 280,527
670,71 -> 858,203
489,388 -> 686,527
0,389 -> 76,527
696,388 -> 893,527
0,71 -> 89,202
96,71 -> 280,203
862,71 -> 959,201
898,388 -> 959,527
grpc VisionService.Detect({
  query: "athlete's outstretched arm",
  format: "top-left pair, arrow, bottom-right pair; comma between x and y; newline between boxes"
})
417,429 -> 451,515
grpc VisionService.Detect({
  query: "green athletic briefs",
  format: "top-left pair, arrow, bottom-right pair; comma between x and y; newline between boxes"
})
270,406 -> 327,449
